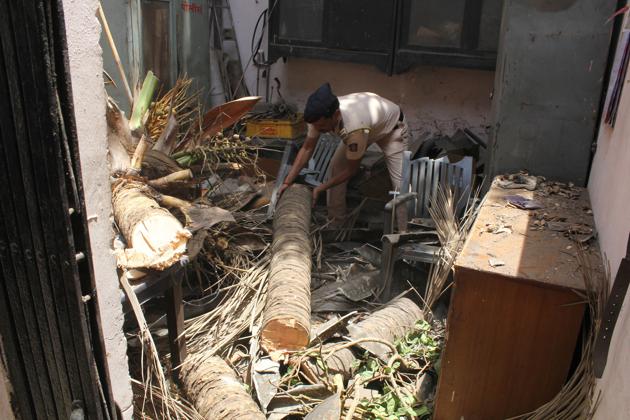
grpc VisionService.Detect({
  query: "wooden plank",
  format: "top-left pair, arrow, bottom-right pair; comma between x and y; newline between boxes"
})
434,269 -> 585,419
166,276 -> 187,382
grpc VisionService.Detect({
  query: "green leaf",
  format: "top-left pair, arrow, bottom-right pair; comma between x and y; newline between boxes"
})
129,71 -> 159,133
386,396 -> 396,413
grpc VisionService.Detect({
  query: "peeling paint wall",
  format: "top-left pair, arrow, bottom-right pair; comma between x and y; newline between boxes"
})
62,1 -> 134,418
588,13 -> 630,419
229,0 -> 495,141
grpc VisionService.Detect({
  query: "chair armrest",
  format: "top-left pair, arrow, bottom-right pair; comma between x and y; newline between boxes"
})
383,192 -> 418,235
384,192 -> 418,211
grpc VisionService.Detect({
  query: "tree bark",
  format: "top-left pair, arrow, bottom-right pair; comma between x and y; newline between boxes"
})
260,184 -> 312,353
112,179 -> 190,270
181,356 -> 265,420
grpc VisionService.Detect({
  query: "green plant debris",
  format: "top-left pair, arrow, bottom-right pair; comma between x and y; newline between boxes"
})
396,320 -> 441,362
352,319 -> 444,419
360,386 -> 430,420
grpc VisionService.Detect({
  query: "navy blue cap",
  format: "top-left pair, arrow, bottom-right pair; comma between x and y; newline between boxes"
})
304,83 -> 339,123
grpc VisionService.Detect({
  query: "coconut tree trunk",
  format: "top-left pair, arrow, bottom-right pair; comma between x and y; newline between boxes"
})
308,297 -> 424,379
260,184 -> 312,353
181,356 -> 265,420
112,179 -> 190,270
347,297 -> 424,361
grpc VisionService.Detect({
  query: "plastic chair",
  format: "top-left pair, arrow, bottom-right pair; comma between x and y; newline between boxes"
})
267,134 -> 340,218
380,152 -> 473,299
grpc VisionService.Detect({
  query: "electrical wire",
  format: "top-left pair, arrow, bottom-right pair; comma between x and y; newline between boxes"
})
233,0 -> 279,97
251,9 -> 268,67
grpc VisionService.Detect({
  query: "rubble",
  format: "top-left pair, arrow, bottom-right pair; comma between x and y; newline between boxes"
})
110,72 -> 450,419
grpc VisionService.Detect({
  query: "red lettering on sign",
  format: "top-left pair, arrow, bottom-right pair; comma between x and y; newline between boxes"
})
181,2 -> 202,14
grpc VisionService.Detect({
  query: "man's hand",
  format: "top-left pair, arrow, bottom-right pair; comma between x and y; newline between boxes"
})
312,185 -> 325,207
278,182 -> 291,198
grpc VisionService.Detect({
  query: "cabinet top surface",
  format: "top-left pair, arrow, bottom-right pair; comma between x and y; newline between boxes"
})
455,176 -> 603,290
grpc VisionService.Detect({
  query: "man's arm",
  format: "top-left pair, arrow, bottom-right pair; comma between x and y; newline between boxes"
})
311,129 -> 367,205
312,157 -> 361,203
279,133 -> 319,195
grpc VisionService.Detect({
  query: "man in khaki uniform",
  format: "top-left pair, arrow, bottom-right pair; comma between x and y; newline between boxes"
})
281,83 -> 409,229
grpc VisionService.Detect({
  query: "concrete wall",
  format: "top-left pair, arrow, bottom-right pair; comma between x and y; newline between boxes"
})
63,1 -> 134,418
588,12 -> 630,419
489,0 -> 615,186
229,0 -> 495,140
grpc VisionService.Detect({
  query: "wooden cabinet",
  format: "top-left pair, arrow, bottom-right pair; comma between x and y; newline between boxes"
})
434,179 -> 602,419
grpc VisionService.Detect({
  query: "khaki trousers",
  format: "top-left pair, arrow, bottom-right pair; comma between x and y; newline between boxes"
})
327,118 -> 410,231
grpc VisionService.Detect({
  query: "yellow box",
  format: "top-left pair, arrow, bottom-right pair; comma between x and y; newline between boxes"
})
245,115 -> 306,139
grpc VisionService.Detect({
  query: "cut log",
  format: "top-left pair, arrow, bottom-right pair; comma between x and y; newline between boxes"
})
309,343 -> 356,381
308,297 -> 423,379
347,297 -> 423,361
181,356 -> 265,420
112,179 -> 190,270
260,184 -> 312,353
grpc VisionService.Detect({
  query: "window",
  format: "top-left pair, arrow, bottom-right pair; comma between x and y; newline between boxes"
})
268,0 -> 503,73
407,0 -> 466,48
269,0 -> 397,73
277,0 -> 324,42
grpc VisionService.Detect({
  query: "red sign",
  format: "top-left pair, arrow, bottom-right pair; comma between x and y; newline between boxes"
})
182,2 -> 202,14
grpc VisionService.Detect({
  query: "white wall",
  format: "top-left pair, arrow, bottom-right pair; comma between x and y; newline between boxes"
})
63,1 -> 134,418
588,13 -> 630,419
229,0 -> 495,140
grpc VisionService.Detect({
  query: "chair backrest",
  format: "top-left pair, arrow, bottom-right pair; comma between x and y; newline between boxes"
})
303,134 -> 340,186
400,151 -> 473,219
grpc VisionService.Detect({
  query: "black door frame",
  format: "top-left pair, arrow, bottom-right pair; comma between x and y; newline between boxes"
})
0,1 -> 116,418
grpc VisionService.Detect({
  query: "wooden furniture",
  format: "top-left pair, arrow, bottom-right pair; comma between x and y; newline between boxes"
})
434,178 -> 602,419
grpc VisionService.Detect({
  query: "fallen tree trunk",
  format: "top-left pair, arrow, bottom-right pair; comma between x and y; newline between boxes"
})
260,184 -> 312,353
181,356 -> 265,420
307,343 -> 356,382
307,297 -> 423,379
347,297 -> 424,361
112,179 -> 190,270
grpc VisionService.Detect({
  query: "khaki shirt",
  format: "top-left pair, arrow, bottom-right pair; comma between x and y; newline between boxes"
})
307,92 -> 400,160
